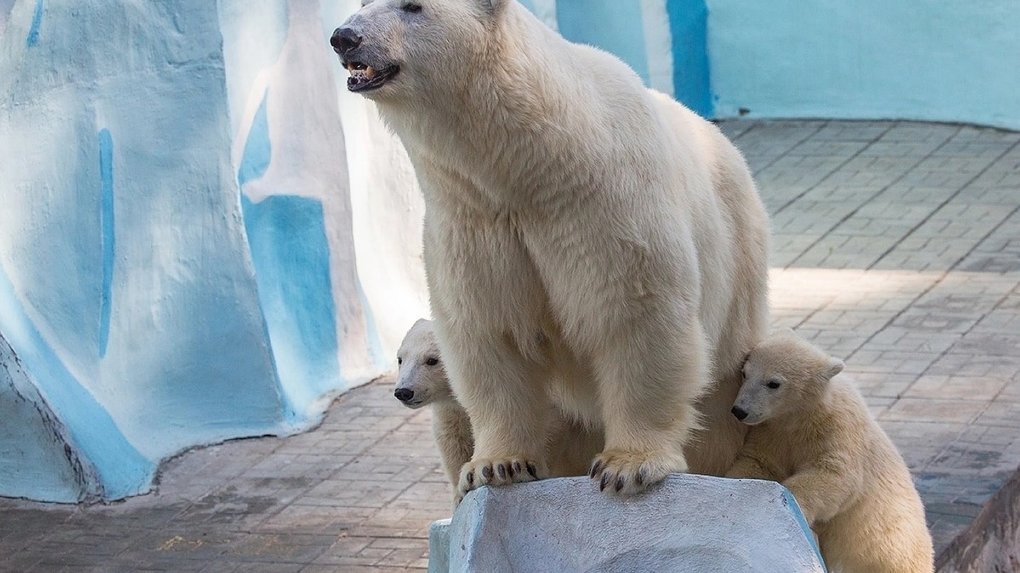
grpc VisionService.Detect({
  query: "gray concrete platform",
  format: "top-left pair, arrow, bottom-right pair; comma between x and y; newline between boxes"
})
430,475 -> 825,573
1,120 -> 1019,572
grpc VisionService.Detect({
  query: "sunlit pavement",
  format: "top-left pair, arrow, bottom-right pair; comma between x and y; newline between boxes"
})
2,120 -> 1019,571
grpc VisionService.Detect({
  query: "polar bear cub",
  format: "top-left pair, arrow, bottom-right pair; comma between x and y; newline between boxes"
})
395,319 -> 601,501
727,330 -> 934,573
395,319 -> 475,490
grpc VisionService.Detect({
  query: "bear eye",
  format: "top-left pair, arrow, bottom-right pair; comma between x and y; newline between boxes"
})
397,357 -> 403,365
766,380 -> 781,389
424,357 -> 439,366
402,3 -> 422,13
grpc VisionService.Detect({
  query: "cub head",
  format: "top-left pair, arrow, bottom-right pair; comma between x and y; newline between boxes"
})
731,329 -> 844,426
330,0 -> 512,102
394,318 -> 453,409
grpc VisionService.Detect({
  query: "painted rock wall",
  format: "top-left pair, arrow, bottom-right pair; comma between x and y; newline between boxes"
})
0,0 -> 705,503
0,0 -> 423,503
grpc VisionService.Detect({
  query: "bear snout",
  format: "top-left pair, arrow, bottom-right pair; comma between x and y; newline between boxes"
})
394,388 -> 415,402
731,406 -> 749,421
331,26 -> 362,55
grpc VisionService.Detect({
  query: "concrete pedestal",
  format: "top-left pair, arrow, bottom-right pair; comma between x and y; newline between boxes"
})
428,474 -> 825,572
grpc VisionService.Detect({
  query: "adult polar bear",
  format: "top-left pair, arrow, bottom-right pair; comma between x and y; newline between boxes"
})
332,0 -> 769,497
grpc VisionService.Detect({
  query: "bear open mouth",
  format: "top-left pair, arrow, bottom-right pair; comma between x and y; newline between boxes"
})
345,61 -> 399,92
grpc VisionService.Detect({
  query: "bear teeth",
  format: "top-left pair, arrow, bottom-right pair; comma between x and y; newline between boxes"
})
348,65 -> 378,81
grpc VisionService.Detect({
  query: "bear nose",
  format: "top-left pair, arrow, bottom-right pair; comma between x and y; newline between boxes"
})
731,406 -> 748,421
394,388 -> 414,402
331,27 -> 362,55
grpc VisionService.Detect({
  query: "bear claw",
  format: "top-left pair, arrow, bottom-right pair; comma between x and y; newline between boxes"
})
589,449 -> 687,496
456,457 -> 545,501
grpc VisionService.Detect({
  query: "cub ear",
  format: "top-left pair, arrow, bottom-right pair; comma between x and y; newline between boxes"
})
822,357 -> 844,381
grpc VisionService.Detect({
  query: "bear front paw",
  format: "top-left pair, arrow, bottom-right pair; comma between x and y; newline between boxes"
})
456,457 -> 543,501
589,449 -> 688,496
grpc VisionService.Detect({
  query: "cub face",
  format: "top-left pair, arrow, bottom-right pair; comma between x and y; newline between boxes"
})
732,330 -> 844,426
394,319 -> 454,409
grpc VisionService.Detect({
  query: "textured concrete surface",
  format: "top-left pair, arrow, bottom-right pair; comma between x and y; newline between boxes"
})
1,0 -> 422,503
431,476 -> 824,573
937,468 -> 1020,572
1,119 -> 1018,571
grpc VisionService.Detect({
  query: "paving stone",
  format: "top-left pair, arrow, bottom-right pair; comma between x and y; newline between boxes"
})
881,397 -> 987,425
903,375 -> 1009,402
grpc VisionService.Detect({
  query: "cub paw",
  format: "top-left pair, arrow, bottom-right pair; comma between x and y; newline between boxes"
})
456,457 -> 543,499
588,449 -> 687,496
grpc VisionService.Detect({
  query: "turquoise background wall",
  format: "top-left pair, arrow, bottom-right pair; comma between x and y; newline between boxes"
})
707,0 -> 1020,130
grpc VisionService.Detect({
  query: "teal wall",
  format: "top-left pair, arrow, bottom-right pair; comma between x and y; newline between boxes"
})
540,0 -> 1020,129
708,0 -> 1020,130
556,1 -> 651,86
667,0 -> 712,116
553,0 -> 713,116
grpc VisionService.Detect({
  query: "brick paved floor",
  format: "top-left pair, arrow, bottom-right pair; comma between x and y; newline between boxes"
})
2,120 -> 1019,572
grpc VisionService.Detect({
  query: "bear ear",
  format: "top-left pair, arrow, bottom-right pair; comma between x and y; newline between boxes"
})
822,357 -> 844,381
479,0 -> 508,15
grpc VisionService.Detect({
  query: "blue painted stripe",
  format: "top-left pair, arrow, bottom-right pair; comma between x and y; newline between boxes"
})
240,195 -> 341,415
237,91 -> 271,187
666,0 -> 713,116
25,0 -> 42,47
98,129 -> 114,357
0,264 -> 153,499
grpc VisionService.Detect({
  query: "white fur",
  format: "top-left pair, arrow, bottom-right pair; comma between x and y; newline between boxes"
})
396,319 -> 475,499
728,331 -> 935,573
396,319 -> 601,504
395,319 -> 452,410
340,0 -> 770,497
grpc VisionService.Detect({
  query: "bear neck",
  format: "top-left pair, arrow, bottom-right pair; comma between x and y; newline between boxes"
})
376,4 -> 585,204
